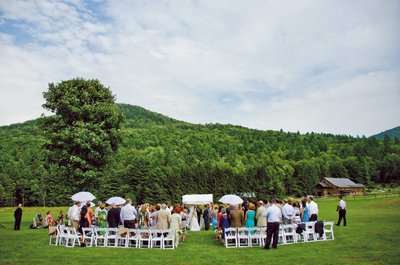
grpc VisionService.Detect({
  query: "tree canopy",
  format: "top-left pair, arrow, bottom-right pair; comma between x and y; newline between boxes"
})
0,103 -> 399,206
40,78 -> 123,202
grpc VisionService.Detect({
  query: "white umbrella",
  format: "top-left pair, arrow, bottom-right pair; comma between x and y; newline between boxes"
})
218,194 -> 244,205
71,191 -> 95,202
106,196 -> 126,205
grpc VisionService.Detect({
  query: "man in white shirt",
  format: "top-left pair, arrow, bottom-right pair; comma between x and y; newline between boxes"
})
308,197 -> 319,221
120,199 -> 137,228
336,196 -> 347,226
263,199 -> 282,250
281,200 -> 295,224
70,201 -> 81,229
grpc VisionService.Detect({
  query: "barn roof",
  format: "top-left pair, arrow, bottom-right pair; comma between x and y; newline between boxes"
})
324,178 -> 365,188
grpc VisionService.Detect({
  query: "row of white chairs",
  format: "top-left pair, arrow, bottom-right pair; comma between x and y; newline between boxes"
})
224,221 -> 334,248
49,226 -> 177,249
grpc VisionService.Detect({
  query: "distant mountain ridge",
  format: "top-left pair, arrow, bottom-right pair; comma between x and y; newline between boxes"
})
1,102 -> 399,207
370,126 -> 400,139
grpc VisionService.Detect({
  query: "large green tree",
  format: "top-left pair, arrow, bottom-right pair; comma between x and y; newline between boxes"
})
41,78 -> 123,199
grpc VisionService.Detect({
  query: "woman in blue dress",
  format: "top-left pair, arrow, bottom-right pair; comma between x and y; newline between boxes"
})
244,203 -> 256,234
301,200 -> 309,222
211,206 -> 219,230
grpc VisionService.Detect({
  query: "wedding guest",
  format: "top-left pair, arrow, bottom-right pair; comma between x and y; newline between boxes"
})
281,200 -> 295,224
256,201 -> 267,227
70,201 -> 81,230
203,204 -> 211,231
45,210 -> 54,228
180,205 -> 188,242
86,202 -> 93,226
94,201 -> 102,225
219,208 -> 230,242
263,199 -> 282,250
14,203 -> 23,230
120,199 -> 137,229
211,205 -> 219,230
308,197 -> 319,221
229,205 -> 244,227
156,203 -> 171,230
56,210 -> 64,225
244,203 -> 256,230
301,200 -> 309,222
170,207 -> 182,247
336,196 -> 347,226
107,204 -> 121,228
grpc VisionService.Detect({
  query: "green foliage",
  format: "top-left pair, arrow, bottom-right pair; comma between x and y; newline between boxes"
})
39,78 -> 123,203
0,103 -> 399,206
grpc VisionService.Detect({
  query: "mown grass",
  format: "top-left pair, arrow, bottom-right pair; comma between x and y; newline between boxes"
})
0,196 -> 399,265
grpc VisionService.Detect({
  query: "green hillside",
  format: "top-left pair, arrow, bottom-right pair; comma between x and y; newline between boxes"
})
370,126 -> 400,139
0,104 -> 399,206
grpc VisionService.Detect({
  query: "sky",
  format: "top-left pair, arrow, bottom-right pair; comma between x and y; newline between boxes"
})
0,0 -> 399,137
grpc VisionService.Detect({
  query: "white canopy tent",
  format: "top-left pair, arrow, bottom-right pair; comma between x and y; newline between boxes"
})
182,194 -> 213,205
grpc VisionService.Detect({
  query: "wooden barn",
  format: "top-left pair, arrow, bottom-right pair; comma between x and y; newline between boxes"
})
316,177 -> 365,196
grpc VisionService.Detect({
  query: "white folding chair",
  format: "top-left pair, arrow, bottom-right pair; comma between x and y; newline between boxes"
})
82,227 -> 94,247
57,226 -> 69,246
49,225 -> 60,246
105,228 -> 118,247
162,229 -> 176,249
323,221 -> 334,240
65,227 -> 80,247
116,228 -> 128,247
224,227 -> 238,248
278,225 -> 286,244
304,222 -> 316,242
282,224 -> 296,244
150,229 -> 164,249
126,229 -> 139,248
138,229 -> 152,248
248,227 -> 261,247
259,227 -> 267,246
94,227 -> 106,247
237,227 -> 250,247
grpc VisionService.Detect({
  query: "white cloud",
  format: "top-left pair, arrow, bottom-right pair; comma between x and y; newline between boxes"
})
0,0 -> 399,136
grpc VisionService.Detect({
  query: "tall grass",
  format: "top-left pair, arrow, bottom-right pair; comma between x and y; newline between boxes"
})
0,196 -> 399,265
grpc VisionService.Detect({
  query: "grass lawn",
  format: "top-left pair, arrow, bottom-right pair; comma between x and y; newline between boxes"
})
0,195 -> 399,265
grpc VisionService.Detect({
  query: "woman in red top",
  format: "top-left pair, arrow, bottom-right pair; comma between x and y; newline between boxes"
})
85,202 -> 93,225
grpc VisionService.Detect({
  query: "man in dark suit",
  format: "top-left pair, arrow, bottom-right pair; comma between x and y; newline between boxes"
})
196,206 -> 202,228
107,204 -> 121,228
14,203 -> 23,230
203,204 -> 211,230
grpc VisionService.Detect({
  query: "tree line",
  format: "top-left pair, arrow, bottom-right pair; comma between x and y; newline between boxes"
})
0,81 -> 399,207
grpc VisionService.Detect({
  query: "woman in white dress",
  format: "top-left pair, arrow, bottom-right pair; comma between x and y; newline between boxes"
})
189,206 -> 200,231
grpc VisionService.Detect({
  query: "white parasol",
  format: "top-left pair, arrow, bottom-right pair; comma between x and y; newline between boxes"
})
218,194 -> 244,205
106,196 -> 126,205
71,191 -> 96,202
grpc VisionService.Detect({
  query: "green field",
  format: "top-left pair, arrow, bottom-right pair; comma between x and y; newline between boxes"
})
0,196 -> 399,265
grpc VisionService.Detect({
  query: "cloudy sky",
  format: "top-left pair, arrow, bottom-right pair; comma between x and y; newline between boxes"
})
0,0 -> 399,136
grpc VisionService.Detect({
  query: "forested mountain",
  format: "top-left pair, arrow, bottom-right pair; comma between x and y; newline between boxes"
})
370,126 -> 400,139
1,104 -> 399,206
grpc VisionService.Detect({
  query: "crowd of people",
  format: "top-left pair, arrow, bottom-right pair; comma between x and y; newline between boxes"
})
25,195 -> 345,248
